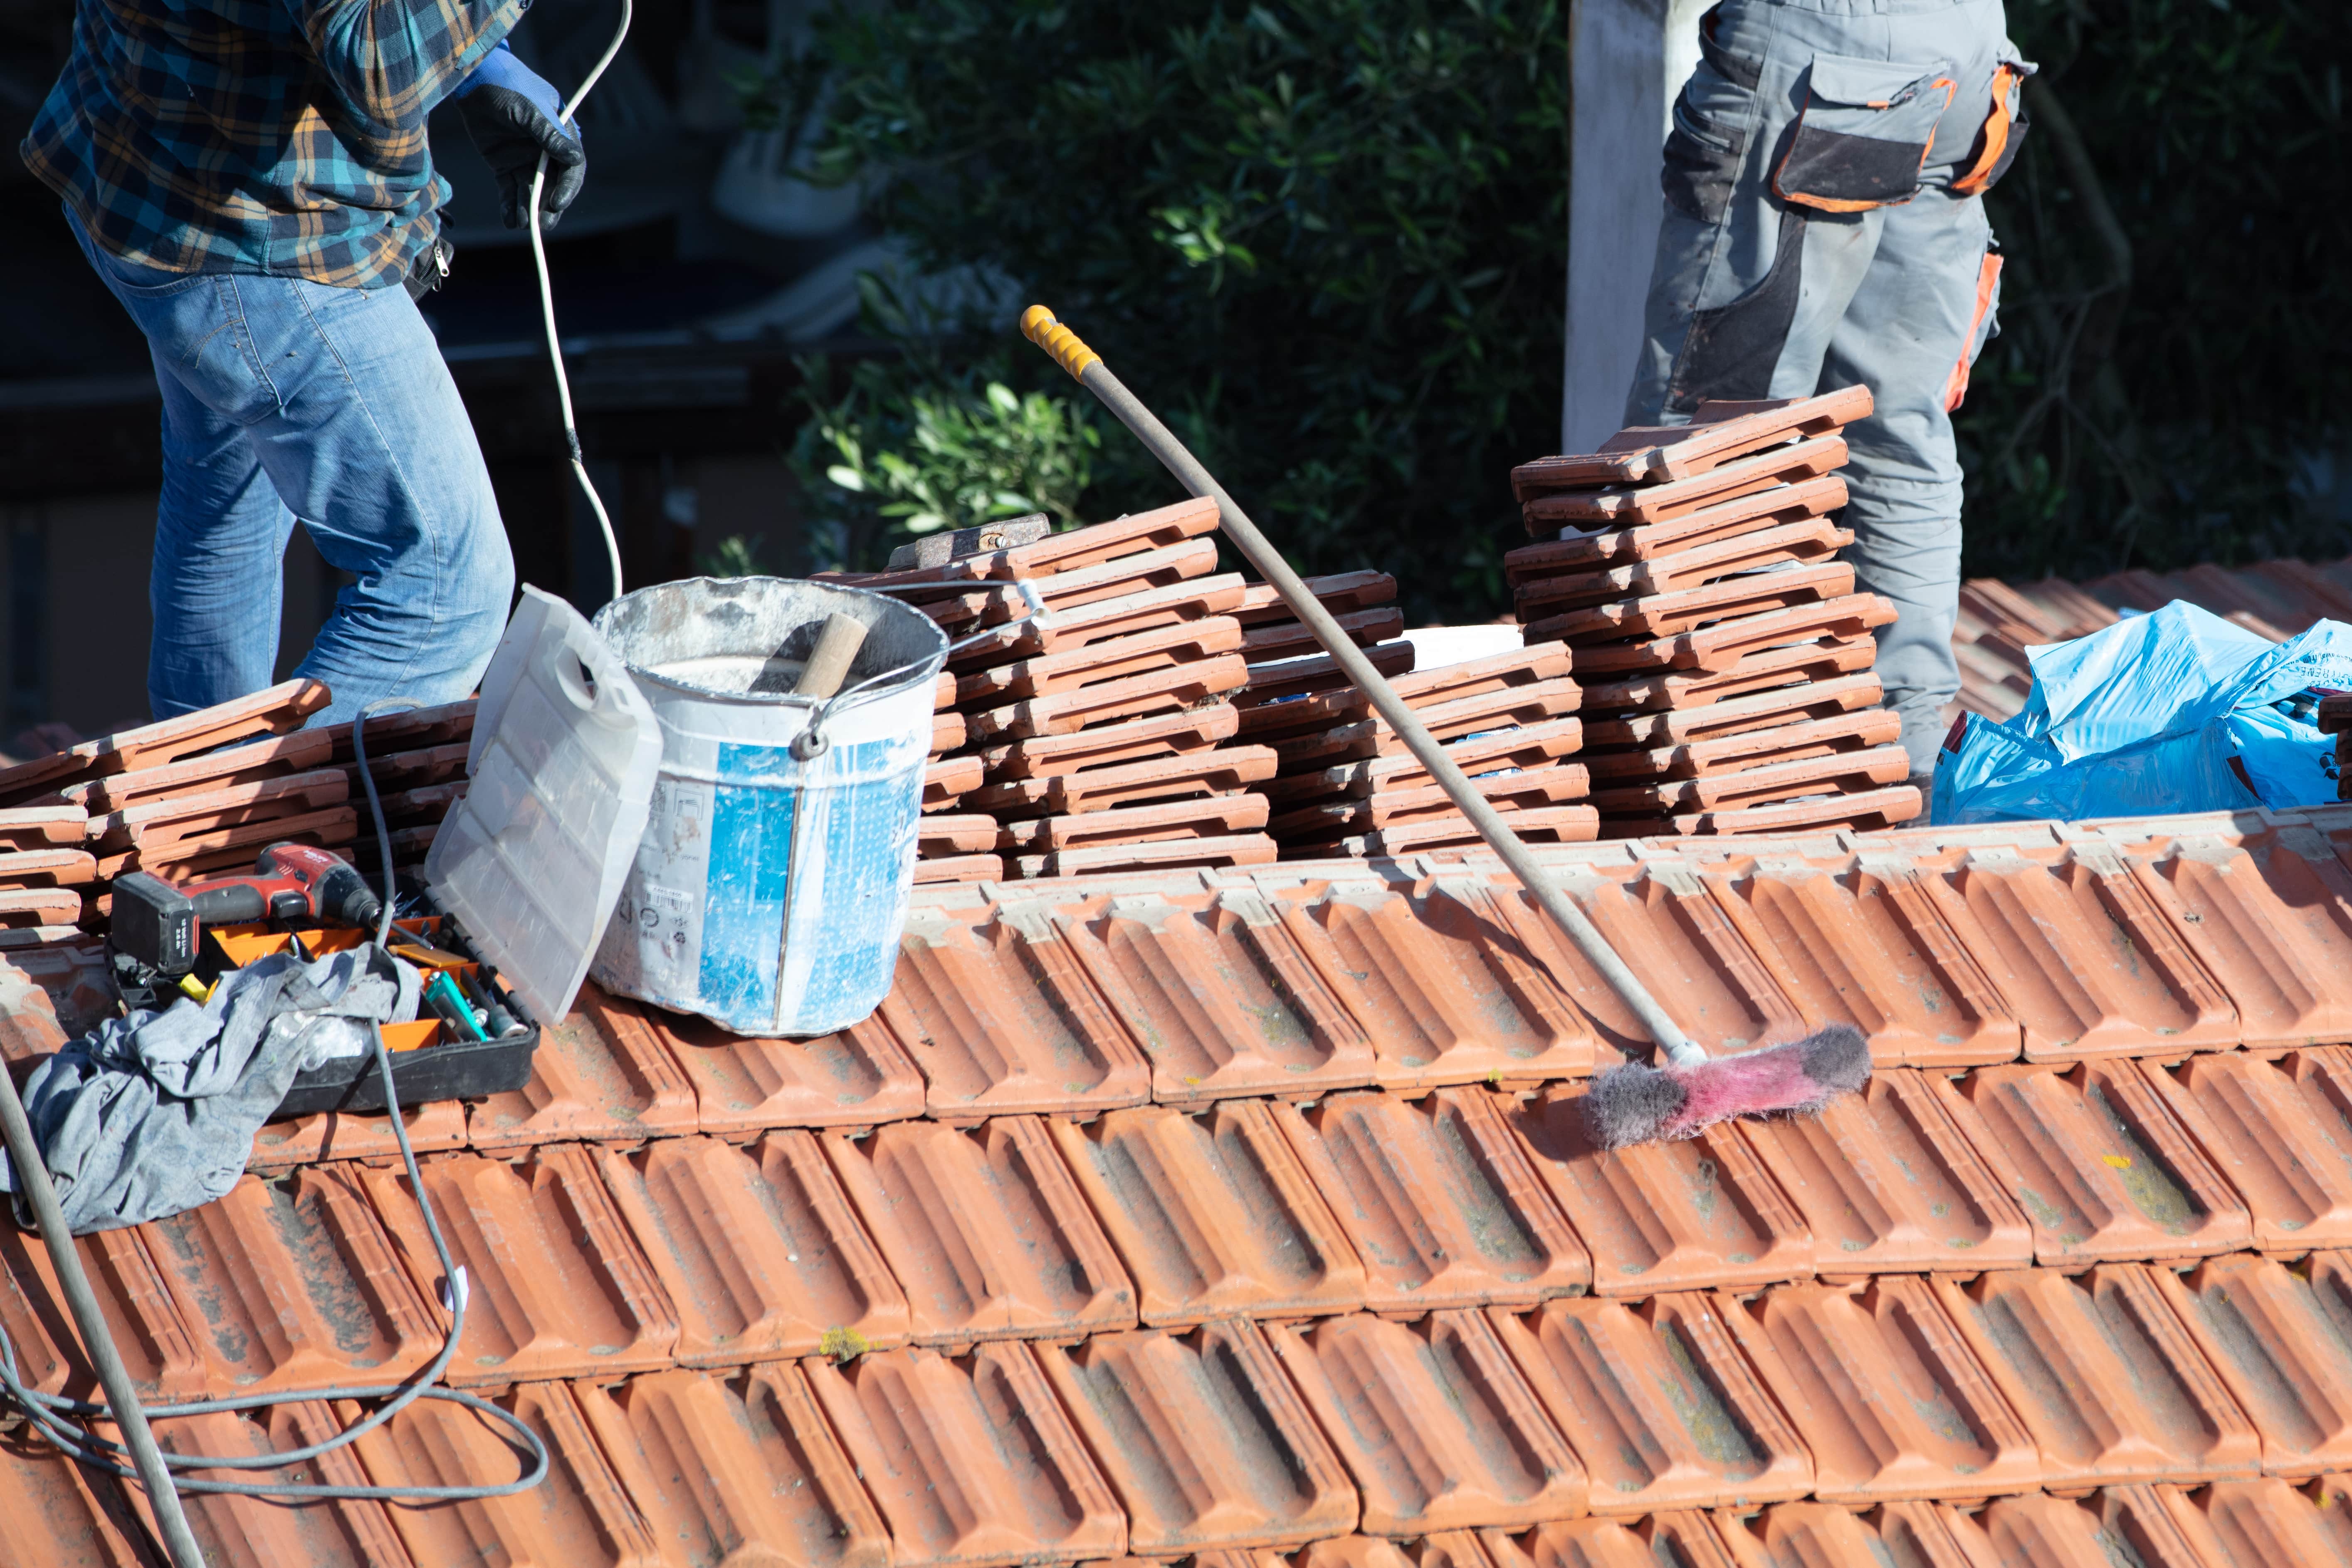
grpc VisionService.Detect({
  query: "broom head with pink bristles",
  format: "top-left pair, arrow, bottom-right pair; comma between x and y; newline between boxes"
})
1584,1024 -> 1872,1148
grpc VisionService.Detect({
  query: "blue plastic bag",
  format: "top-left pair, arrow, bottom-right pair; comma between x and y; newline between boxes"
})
1932,601 -> 2350,825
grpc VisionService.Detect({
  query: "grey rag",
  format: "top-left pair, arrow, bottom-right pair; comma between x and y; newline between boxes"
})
0,947 -> 420,1234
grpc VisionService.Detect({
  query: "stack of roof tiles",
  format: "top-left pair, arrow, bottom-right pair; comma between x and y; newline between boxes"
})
15,805 -> 2352,1563
0,680 -> 474,941
1240,635 -> 1597,857
1505,388 -> 1925,838
830,499 -> 1282,883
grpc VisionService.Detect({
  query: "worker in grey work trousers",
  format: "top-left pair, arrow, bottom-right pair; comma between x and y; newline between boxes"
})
1626,0 -> 2031,785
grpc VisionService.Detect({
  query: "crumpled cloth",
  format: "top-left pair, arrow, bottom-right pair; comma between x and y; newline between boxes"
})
0,947 -> 420,1233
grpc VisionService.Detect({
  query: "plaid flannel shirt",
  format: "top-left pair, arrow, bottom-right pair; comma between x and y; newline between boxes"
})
22,0 -> 526,291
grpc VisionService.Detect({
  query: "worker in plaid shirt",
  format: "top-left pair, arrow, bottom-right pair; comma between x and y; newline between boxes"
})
21,1 -> 591,728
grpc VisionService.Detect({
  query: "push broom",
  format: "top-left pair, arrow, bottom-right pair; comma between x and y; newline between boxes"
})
1020,306 -> 1868,1147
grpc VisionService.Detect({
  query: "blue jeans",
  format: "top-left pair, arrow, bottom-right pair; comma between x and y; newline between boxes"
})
67,207 -> 514,727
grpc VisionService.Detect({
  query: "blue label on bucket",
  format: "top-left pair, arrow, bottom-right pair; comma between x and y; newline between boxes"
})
691,736 -> 924,1029
698,742 -> 800,1017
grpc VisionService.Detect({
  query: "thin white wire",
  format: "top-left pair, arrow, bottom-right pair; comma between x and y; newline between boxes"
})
525,0 -> 634,607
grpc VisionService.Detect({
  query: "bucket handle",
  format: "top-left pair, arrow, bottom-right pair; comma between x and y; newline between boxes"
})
790,612 -> 1001,762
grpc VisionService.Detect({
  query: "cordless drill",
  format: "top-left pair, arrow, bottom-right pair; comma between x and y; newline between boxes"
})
112,844 -> 385,977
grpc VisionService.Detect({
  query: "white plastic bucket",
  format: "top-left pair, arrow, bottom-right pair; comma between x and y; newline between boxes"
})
588,577 -> 946,1036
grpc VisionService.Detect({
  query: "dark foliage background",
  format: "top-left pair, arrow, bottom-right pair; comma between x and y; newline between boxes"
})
1957,0 -> 2352,580
782,0 -> 2350,612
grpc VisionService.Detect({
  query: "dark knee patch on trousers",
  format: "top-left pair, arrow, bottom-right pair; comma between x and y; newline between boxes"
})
1665,207 -> 1807,414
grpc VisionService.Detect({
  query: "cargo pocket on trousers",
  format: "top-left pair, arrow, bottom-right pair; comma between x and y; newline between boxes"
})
1771,53 -> 1958,212
1665,207 -> 1808,413
1662,91 -> 1748,225
1944,242 -> 2003,410
1951,55 -> 2037,197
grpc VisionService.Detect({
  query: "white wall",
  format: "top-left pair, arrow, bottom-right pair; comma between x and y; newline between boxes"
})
1562,0 -> 1710,454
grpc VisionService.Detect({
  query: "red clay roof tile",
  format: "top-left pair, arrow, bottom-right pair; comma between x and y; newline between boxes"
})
1487,1293 -> 1811,1515
824,1116 -> 1137,1346
644,1008 -> 928,1134
1733,1067 -> 2031,1277
1048,1102 -> 1367,1324
1505,1083 -> 1813,1296
881,904 -> 1153,1119
462,988 -> 702,1152
358,1147 -> 678,1388
593,1131 -> 909,1367
1960,1062 -> 2253,1266
138,1167 -> 441,1398
2156,1252 -> 2352,1478
576,1365 -> 891,1568
805,1341 -> 1128,1568
1278,1088 -> 1591,1312
1699,849 -> 2020,1068
2144,1049 -> 2352,1254
1035,1318 -> 1359,1554
1915,843 -> 2238,1060
1722,1277 -> 2042,1504
1284,878 -> 1597,1087
144,1403 -> 413,1568
1055,890 -> 1377,1104
1270,1310 -> 1586,1534
1937,1264 -> 2261,1489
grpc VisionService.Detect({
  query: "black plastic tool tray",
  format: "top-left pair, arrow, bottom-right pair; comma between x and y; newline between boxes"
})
267,912 -> 538,1120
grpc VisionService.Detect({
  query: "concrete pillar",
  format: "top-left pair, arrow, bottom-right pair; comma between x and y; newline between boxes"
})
1561,0 -> 1711,453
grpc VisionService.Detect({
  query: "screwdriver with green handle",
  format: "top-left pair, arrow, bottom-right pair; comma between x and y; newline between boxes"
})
1017,305 -> 1869,1148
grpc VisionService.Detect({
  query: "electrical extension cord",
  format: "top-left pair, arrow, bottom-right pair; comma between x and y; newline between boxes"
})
0,701 -> 550,1512
529,0 -> 633,608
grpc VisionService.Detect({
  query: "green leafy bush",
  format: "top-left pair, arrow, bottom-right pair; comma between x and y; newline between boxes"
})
801,0 -> 1567,617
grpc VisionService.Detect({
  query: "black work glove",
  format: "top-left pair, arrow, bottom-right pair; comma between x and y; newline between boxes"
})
454,41 -> 587,230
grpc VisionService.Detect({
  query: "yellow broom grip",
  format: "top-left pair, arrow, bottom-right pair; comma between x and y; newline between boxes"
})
1020,305 -> 1102,382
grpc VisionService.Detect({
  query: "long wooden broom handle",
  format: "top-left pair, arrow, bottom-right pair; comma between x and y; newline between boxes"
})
1020,306 -> 1704,1068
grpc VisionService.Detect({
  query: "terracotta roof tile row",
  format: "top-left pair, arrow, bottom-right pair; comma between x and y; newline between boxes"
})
1505,391 -> 1920,838
17,803 -> 2352,1560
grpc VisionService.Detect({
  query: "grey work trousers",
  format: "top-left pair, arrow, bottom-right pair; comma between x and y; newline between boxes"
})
1625,0 -> 2029,774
